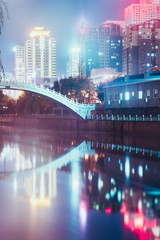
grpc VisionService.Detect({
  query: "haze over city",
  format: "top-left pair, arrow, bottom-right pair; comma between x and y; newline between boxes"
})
1,0 -> 138,77
1,0 -> 160,239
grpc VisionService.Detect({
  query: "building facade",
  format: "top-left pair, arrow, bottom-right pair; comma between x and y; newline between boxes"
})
104,71 -> 160,110
123,19 -> 160,75
67,48 -> 80,78
14,45 -> 25,83
125,0 -> 160,26
79,21 -> 124,78
25,27 -> 56,85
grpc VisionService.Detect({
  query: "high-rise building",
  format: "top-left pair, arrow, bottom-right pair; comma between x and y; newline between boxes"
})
123,19 -> 160,75
14,45 -> 25,83
85,41 -> 100,77
25,27 -> 56,85
79,21 -> 124,77
67,48 -> 80,78
125,0 -> 160,26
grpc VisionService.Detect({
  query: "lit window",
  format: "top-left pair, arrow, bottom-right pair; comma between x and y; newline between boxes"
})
153,89 -> 158,98
132,92 -> 135,96
138,91 -> 143,99
98,52 -> 103,56
147,90 -> 150,98
120,93 -> 123,100
125,92 -> 130,101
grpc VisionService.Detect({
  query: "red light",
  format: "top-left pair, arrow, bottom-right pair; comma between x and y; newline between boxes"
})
105,207 -> 111,214
120,205 -> 126,214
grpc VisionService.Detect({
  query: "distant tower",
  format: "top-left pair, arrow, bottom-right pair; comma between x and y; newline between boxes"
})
79,21 -> 124,78
123,19 -> 160,75
14,45 -> 25,83
125,0 -> 160,26
25,27 -> 56,85
67,48 -> 80,77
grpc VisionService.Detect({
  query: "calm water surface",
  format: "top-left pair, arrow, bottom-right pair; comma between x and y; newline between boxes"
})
0,126 -> 160,240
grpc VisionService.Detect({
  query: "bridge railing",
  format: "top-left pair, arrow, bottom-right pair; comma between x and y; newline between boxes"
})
1,113 -> 160,122
9,82 -> 95,108
88,114 -> 160,122
0,81 -> 95,119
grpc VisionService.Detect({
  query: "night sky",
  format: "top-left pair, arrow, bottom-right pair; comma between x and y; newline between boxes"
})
1,0 -> 139,77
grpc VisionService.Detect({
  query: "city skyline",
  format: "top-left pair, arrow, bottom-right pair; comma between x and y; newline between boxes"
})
0,0 -> 139,78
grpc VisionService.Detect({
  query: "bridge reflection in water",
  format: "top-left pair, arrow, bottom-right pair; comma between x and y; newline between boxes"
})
0,127 -> 160,239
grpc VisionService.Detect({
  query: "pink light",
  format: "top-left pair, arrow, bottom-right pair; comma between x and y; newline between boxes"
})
79,201 -> 87,228
120,205 -> 126,214
105,207 -> 111,214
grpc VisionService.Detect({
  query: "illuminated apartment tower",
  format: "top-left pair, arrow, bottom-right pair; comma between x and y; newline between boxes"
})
67,48 -> 80,77
25,27 -> 56,85
14,45 -> 25,83
123,19 -> 160,75
125,0 -> 160,26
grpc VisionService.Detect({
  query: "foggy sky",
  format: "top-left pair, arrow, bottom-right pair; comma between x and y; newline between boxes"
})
0,0 -> 139,77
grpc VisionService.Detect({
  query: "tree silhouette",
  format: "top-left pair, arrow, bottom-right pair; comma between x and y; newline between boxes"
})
0,0 -> 8,81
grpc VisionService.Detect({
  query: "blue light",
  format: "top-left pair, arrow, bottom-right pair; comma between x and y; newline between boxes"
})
155,198 -> 158,205
138,165 -> 143,178
132,168 -> 135,174
117,190 -> 122,203
105,193 -> 110,200
147,202 -> 150,208
110,189 -> 115,198
125,156 -> 130,179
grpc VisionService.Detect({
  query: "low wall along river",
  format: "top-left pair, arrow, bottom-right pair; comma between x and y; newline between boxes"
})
0,115 -> 160,135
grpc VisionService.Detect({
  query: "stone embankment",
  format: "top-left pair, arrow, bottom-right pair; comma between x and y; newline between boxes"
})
0,114 -> 160,135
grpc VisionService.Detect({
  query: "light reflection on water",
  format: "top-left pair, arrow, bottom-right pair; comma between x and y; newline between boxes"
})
0,126 -> 160,240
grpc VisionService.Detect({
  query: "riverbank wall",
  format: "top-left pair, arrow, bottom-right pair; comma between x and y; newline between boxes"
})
0,115 -> 160,135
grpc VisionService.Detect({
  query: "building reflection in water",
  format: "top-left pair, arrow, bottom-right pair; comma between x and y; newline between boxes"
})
0,128 -> 160,239
30,169 -> 57,207
11,168 -> 57,208
76,141 -> 160,239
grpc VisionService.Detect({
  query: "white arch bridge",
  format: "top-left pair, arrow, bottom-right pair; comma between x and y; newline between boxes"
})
0,82 -> 95,119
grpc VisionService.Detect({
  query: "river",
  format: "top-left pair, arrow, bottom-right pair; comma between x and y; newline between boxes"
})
0,126 -> 160,240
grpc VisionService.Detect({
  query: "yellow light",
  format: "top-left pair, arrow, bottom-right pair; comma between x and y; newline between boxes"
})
30,27 -> 50,38
85,153 -> 89,161
34,27 -> 44,31
15,90 -> 24,100
30,197 -> 50,207
95,153 -> 98,161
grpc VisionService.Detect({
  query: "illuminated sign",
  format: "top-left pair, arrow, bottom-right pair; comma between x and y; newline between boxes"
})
30,27 -> 50,38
